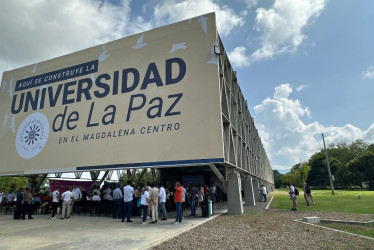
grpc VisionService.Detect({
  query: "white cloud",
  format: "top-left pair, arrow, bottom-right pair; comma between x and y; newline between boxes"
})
0,0 -> 245,79
362,66 -> 374,80
254,83 -> 374,171
250,0 -> 326,61
0,0 -> 151,77
227,46 -> 250,68
153,0 -> 245,36
295,84 -> 308,91
243,0 -> 258,8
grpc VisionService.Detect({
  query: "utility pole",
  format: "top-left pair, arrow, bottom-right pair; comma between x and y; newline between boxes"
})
322,133 -> 335,195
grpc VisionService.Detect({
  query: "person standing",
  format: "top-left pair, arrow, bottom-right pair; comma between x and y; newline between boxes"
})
182,185 -> 187,212
14,188 -> 24,220
140,186 -> 150,224
189,184 -> 197,216
112,184 -> 123,219
51,186 -> 60,220
304,183 -> 314,205
174,182 -> 183,224
210,185 -> 216,203
122,180 -> 134,223
158,183 -> 167,221
7,191 -> 15,204
262,185 -> 267,202
134,185 -> 142,217
149,184 -> 159,224
197,185 -> 204,207
6,191 -> 15,214
288,183 -> 298,211
203,185 -> 208,198
259,186 -> 264,202
70,185 -> 82,216
23,187 -> 34,220
61,187 -> 74,219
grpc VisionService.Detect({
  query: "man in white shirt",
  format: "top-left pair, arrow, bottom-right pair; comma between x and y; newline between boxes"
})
61,187 -> 74,219
262,185 -> 267,202
122,180 -> 134,222
72,185 -> 82,201
70,185 -> 82,216
112,184 -> 123,219
288,183 -> 298,211
158,183 -> 167,221
51,186 -> 61,220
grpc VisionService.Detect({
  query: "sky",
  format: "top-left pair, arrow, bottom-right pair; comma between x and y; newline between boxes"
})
1,0 -> 374,174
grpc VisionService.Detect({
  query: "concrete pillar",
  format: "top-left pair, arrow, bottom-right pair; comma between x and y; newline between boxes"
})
244,176 -> 256,206
252,178 -> 259,202
227,172 -> 243,215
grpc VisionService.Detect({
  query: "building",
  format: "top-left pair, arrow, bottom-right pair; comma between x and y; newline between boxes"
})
0,12 -> 273,214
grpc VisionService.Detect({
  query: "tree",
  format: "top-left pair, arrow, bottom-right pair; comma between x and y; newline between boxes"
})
281,162 -> 311,188
0,177 -> 28,193
348,151 -> 374,190
281,169 -> 299,187
273,170 -> 283,188
119,169 -> 154,186
308,151 -> 329,186
299,164 -> 311,185
307,140 -> 369,187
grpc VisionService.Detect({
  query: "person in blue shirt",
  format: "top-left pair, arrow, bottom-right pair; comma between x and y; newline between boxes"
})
14,188 -> 24,219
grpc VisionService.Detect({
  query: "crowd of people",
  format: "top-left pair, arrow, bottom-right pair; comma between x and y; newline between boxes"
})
0,187 -> 44,220
0,182 -> 224,225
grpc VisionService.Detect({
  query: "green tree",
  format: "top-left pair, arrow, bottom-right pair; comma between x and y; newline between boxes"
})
308,140 -> 369,187
281,169 -> 299,187
273,170 -> 283,188
348,151 -> 374,190
282,163 -> 310,188
119,169 -> 155,186
0,177 -> 28,192
308,151 -> 329,186
299,164 -> 311,185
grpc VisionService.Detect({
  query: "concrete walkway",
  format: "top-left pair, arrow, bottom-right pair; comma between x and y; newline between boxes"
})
0,203 -> 228,250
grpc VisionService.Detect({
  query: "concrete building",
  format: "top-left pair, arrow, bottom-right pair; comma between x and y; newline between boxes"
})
0,12 -> 273,214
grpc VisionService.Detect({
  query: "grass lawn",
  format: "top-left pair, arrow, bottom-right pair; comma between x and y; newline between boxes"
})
320,222 -> 374,239
269,189 -> 374,214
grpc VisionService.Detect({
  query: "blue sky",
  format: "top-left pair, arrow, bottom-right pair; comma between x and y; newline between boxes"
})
1,0 -> 374,174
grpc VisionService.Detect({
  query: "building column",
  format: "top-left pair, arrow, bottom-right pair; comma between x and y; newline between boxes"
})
252,178 -> 260,202
244,176 -> 256,206
227,171 -> 243,215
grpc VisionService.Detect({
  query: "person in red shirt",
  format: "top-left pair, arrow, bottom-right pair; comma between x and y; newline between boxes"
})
173,182 -> 183,224
204,185 -> 208,195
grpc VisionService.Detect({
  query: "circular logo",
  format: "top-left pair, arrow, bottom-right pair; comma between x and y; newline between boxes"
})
16,113 -> 50,159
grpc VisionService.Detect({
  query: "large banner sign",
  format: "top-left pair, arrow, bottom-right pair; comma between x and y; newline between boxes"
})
0,13 -> 224,175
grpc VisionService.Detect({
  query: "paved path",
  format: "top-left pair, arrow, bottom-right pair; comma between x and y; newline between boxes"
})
0,203 -> 228,250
